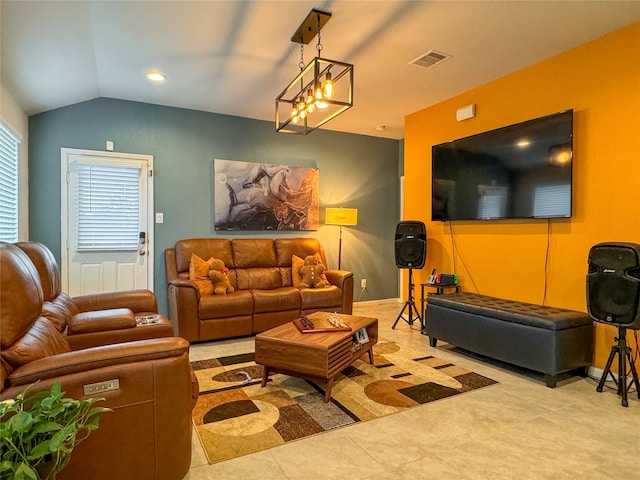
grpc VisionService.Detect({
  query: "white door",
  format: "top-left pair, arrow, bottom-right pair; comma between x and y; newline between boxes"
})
61,148 -> 154,296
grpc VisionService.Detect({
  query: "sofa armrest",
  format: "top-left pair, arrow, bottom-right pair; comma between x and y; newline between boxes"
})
72,289 -> 159,314
6,337 -> 190,387
68,308 -> 137,334
325,269 -> 353,289
167,280 -> 201,341
325,270 -> 354,314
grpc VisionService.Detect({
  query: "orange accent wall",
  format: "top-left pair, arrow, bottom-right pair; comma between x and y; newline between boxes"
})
405,22 -> 640,369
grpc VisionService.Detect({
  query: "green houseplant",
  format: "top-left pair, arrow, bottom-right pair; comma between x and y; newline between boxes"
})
0,381 -> 111,480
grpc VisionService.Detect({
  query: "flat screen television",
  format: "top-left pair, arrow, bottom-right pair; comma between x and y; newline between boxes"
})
431,109 -> 573,221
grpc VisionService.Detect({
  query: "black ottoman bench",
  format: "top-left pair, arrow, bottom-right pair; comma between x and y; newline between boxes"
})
425,292 -> 594,387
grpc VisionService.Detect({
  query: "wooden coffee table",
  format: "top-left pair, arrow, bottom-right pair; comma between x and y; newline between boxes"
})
255,312 -> 378,402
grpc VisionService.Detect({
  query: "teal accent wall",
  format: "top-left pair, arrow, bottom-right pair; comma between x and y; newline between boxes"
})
29,98 -> 400,314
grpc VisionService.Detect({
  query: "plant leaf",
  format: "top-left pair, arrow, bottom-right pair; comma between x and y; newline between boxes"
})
27,439 -> 53,460
14,461 -> 39,480
7,411 -> 33,433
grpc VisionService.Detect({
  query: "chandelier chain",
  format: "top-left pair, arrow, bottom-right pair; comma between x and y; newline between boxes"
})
299,44 -> 305,71
316,14 -> 323,56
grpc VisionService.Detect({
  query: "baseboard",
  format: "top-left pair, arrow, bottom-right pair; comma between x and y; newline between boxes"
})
589,366 -> 605,381
354,298 -> 401,307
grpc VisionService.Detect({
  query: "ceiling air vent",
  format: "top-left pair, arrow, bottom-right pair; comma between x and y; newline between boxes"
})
409,50 -> 451,69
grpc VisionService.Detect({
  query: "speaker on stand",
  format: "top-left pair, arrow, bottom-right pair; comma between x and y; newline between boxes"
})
587,242 -> 640,407
392,221 -> 426,332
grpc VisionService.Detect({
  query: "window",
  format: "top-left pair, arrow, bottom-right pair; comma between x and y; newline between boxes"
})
74,162 -> 141,250
0,123 -> 19,242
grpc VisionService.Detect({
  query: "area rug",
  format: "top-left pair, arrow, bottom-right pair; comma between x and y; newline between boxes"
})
191,340 -> 497,464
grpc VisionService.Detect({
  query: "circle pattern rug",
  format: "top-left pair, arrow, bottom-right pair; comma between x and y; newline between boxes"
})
190,340 -> 497,464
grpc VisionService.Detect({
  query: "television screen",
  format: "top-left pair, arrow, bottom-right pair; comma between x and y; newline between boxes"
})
431,109 -> 573,221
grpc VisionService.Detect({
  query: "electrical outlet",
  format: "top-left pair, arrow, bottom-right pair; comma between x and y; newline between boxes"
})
361,278 -> 367,289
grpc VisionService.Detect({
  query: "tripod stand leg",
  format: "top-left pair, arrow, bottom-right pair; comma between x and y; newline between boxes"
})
408,301 -> 423,332
628,353 -> 640,400
392,302 -> 410,329
596,344 -> 617,393
619,339 -> 628,407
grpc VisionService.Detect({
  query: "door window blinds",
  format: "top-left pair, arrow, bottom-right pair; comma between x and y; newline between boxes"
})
75,163 -> 141,250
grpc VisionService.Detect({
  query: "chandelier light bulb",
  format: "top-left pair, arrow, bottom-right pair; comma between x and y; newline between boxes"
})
297,98 -> 307,118
314,84 -> 328,108
323,72 -> 334,99
306,90 -> 316,113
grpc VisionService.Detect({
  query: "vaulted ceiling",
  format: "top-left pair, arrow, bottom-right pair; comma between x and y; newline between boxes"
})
2,1 -> 639,139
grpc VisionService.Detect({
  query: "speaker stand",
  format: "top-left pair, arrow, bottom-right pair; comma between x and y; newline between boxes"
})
596,325 -> 640,407
392,268 -> 424,333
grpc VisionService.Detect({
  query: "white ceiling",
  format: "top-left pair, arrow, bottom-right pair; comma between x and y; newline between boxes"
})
2,1 -> 640,140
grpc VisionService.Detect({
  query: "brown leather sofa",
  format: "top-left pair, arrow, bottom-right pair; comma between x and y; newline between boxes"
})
0,242 -> 198,480
165,237 -> 354,342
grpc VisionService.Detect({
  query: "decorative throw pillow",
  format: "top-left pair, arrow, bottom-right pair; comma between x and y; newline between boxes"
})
189,253 -> 215,296
292,254 -> 330,287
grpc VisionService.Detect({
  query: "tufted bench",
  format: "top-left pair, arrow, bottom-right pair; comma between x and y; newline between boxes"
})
425,292 -> 594,387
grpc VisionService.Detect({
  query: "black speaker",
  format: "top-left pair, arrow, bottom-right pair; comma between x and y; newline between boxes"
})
587,242 -> 640,329
395,221 -> 426,269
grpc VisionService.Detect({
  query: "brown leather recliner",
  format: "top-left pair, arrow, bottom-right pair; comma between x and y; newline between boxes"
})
16,241 -> 174,350
0,242 -> 198,480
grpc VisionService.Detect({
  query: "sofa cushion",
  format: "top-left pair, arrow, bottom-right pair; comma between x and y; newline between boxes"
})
252,287 -> 301,313
175,238 -> 233,274
189,254 -> 215,296
1,317 -> 71,368
232,239 -> 277,268
199,290 -> 254,319
235,268 -> 282,290
300,285 -> 344,310
275,238 -> 323,266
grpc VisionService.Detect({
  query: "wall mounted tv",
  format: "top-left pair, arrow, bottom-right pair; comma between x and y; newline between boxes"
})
431,109 -> 573,221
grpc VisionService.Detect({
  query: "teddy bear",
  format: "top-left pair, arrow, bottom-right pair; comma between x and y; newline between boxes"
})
208,258 -> 235,295
299,255 -> 328,288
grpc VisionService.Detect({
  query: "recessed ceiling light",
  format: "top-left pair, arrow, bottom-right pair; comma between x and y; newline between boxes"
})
145,70 -> 166,82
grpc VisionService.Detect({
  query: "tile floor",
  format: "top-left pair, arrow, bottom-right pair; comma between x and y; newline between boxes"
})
184,300 -> 640,480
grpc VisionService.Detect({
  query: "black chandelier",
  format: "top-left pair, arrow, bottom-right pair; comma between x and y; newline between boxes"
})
275,9 -> 354,135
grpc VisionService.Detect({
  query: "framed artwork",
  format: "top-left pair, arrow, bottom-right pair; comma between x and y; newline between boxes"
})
355,327 -> 369,345
214,159 -> 319,231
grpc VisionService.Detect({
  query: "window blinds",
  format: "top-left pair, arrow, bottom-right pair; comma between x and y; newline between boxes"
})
75,163 -> 141,250
0,123 -> 19,242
